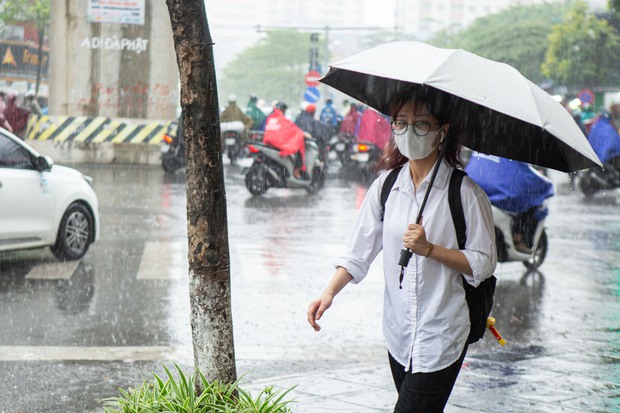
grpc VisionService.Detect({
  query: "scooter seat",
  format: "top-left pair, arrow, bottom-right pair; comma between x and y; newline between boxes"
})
251,141 -> 281,152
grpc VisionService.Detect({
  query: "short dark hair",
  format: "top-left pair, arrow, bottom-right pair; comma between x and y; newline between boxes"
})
377,86 -> 463,171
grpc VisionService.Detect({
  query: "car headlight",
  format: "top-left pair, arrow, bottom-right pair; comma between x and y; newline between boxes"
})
82,174 -> 94,189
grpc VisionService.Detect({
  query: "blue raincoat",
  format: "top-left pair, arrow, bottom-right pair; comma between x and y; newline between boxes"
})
319,102 -> 341,127
465,153 -> 554,220
587,117 -> 620,164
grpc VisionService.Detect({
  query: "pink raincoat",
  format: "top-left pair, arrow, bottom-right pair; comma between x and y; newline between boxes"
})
357,109 -> 391,150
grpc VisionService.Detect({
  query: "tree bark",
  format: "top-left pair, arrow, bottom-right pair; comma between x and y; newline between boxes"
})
165,0 -> 236,384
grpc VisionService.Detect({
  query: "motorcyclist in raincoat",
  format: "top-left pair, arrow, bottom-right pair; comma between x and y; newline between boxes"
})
3,93 -> 30,138
221,94 -> 253,130
587,108 -> 620,181
465,153 -> 554,253
319,99 -> 341,128
356,107 -> 391,151
245,94 -> 266,131
263,102 -> 306,179
339,103 -> 362,136
294,103 -> 334,147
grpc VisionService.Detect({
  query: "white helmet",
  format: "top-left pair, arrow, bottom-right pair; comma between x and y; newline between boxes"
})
25,89 -> 36,98
228,94 -> 237,103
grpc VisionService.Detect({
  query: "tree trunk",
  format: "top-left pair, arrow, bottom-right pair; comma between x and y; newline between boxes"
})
165,0 -> 236,384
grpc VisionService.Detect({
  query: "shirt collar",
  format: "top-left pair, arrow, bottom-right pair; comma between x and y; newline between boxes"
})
392,158 -> 453,196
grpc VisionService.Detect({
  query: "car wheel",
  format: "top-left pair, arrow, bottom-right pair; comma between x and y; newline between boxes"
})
51,203 -> 94,260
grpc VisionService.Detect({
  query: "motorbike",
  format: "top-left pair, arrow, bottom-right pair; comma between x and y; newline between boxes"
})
328,132 -> 356,167
161,120 -> 185,173
221,121 -> 246,163
349,140 -> 382,179
577,166 -> 620,197
492,204 -> 548,269
328,132 -> 382,180
244,136 -> 325,195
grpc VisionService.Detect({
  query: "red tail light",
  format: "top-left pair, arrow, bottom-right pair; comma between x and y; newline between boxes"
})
358,144 -> 369,152
162,135 -> 173,144
248,144 -> 260,153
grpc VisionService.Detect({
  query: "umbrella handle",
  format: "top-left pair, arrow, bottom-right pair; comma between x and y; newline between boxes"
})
397,151 -> 445,276
398,248 -> 413,267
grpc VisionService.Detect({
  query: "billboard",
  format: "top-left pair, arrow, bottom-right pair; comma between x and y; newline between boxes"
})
87,0 -> 145,25
0,41 -> 49,83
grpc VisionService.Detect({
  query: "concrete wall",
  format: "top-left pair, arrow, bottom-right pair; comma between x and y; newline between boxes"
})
49,0 -> 178,120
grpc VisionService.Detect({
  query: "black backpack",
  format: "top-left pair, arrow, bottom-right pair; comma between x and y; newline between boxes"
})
380,165 -> 497,344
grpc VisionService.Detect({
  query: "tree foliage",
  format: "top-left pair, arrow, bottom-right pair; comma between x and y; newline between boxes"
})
219,30 -> 312,108
0,0 -> 50,30
427,2 -> 571,84
542,1 -> 620,88
362,29 -> 418,49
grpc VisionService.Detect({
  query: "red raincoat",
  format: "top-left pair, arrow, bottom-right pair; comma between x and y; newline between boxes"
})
263,109 -> 306,170
339,105 -> 362,136
357,109 -> 391,150
4,96 -> 30,137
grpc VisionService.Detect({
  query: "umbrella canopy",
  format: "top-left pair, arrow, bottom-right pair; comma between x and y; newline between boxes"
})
320,41 -> 601,172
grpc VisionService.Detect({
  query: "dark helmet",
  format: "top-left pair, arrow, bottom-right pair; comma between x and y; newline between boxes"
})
275,101 -> 288,113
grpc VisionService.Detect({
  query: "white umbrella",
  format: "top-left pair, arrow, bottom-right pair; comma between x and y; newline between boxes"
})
320,41 -> 601,172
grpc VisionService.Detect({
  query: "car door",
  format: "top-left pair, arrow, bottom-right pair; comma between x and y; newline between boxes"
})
0,133 -> 55,247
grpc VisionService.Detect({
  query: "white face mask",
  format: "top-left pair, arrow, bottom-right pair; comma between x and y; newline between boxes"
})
393,128 -> 443,160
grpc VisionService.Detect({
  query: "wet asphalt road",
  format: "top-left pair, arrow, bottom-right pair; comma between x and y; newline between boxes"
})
0,160 -> 619,412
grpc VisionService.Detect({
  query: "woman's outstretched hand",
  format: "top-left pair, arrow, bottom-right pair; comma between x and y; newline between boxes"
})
307,295 -> 333,332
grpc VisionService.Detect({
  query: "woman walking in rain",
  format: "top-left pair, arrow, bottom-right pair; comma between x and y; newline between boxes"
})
307,86 -> 497,412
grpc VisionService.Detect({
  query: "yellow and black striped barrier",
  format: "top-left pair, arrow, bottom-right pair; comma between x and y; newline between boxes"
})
25,115 -> 175,145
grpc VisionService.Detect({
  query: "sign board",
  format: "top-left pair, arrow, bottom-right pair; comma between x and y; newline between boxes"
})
304,70 -> 321,87
578,89 -> 594,104
304,86 -> 320,103
0,41 -> 49,83
88,0 -> 146,25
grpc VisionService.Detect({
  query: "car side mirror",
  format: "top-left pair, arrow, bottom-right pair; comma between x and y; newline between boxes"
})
36,155 -> 53,171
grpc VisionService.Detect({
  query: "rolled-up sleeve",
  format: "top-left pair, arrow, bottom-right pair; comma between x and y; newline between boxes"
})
333,177 -> 385,284
460,178 -> 497,287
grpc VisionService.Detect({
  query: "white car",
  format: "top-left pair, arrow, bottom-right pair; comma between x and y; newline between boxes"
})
0,128 -> 99,260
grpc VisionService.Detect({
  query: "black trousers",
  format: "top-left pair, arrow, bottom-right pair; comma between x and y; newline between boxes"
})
388,345 -> 467,413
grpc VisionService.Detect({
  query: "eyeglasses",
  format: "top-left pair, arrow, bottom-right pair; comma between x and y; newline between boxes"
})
390,120 -> 441,136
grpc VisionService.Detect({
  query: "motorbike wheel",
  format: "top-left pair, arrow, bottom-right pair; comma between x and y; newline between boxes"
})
578,173 -> 597,197
228,147 -> 238,163
162,154 -> 182,173
245,166 -> 269,195
306,167 -> 324,194
523,229 -> 548,270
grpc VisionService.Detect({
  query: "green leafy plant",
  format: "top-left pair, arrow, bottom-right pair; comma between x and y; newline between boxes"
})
103,364 -> 295,413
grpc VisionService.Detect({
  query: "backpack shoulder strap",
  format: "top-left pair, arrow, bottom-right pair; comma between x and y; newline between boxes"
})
448,168 -> 467,250
380,165 -> 404,221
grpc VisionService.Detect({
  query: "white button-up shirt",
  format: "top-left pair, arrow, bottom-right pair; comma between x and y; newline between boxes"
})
334,160 -> 496,373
